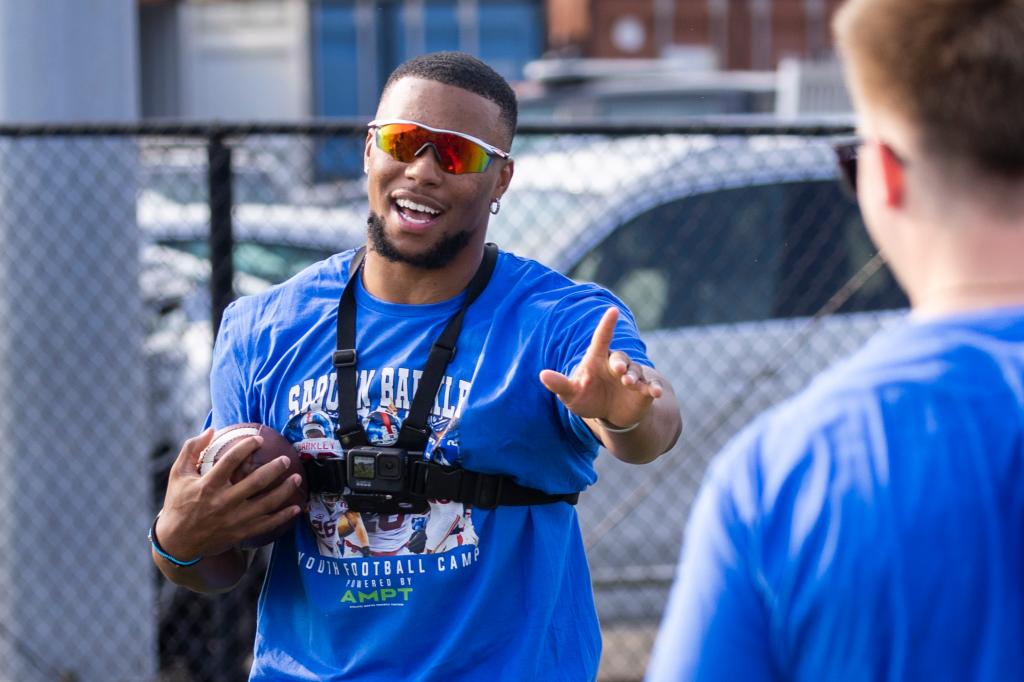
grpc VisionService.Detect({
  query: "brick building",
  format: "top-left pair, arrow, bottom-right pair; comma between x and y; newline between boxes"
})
547,0 -> 848,70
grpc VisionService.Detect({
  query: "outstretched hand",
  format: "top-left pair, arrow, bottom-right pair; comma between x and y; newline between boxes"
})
539,306 -> 663,431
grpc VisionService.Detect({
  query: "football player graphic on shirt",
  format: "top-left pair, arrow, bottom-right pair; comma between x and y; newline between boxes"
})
354,512 -> 416,556
354,405 -> 416,556
307,496 -> 339,556
420,415 -> 479,553
424,414 -> 459,466
323,493 -> 372,557
423,500 -> 478,554
362,403 -> 402,447
285,408 -> 371,558
319,492 -> 371,559
292,409 -> 339,459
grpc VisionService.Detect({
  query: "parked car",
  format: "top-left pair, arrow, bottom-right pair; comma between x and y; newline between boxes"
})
139,191 -> 366,469
139,132 -> 907,629
485,134 -> 908,624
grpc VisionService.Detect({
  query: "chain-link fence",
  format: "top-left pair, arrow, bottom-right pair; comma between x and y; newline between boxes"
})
0,121 -> 907,682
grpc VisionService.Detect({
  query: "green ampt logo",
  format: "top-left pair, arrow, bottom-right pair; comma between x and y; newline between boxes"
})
341,587 -> 413,605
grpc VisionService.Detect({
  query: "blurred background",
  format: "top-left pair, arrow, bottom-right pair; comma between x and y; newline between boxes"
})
135,0 -> 855,126
0,1 -> 905,680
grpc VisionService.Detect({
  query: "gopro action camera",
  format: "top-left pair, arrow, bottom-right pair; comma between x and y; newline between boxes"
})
344,447 -> 427,513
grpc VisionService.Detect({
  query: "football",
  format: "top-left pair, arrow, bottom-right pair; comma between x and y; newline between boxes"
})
197,423 -> 308,549
336,512 -> 356,538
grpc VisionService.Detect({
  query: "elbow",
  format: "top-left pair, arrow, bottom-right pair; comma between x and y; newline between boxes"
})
153,547 -> 251,594
160,569 -> 246,595
610,442 -> 668,466
667,412 -> 683,452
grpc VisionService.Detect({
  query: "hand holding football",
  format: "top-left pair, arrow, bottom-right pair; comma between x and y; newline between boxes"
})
197,423 -> 308,549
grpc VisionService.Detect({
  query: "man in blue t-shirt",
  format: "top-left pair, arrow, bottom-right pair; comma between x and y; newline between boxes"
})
150,52 -> 682,680
647,1 -> 1024,681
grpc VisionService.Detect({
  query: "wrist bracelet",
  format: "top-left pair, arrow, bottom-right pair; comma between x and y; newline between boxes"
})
598,417 -> 642,434
148,514 -> 203,567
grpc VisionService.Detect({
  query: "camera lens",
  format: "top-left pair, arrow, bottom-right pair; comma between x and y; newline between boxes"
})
379,454 -> 401,479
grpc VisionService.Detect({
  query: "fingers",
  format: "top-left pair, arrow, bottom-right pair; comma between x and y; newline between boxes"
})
205,435 -> 264,486
243,504 -> 303,541
584,307 -> 619,360
230,457 -> 303,506
609,353 -> 664,399
229,475 -> 303,549
245,472 -> 305,516
645,378 -> 664,399
608,350 -> 631,377
609,350 -> 645,385
170,427 -> 214,478
206,462 -> 302,550
539,369 -> 577,402
203,501 -> 302,557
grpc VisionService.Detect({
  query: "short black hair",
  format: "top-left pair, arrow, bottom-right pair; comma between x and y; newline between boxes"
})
382,51 -> 518,144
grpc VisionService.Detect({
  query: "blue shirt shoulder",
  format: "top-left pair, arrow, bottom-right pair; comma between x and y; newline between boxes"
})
648,308 -> 1024,682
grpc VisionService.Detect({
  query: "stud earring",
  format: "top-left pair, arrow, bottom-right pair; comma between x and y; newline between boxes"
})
489,198 -> 501,215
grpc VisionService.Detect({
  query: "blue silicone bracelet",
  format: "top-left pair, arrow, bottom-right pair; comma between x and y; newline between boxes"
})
148,514 -> 203,567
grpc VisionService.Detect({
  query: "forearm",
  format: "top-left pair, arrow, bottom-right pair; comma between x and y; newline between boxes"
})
151,511 -> 252,593
589,369 -> 682,464
153,545 -> 253,594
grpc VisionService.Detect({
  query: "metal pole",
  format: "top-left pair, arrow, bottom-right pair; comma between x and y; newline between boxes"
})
0,1 -> 150,679
207,131 -> 235,338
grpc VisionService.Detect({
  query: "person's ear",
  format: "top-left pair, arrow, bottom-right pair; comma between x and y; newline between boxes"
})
494,158 -> 514,200
878,143 -> 905,208
363,131 -> 374,174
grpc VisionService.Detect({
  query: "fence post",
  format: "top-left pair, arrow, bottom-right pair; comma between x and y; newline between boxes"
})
0,2 -> 152,680
207,130 -> 235,338
206,129 -> 243,676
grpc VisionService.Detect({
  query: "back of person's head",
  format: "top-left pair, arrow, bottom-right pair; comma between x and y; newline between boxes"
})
382,51 -> 518,145
834,0 -> 1024,180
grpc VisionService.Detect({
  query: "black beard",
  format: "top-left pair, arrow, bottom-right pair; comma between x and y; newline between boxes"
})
366,212 -> 473,270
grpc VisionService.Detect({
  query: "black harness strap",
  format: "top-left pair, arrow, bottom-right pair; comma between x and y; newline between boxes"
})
408,461 -> 580,510
332,247 -> 368,450
394,244 -> 497,451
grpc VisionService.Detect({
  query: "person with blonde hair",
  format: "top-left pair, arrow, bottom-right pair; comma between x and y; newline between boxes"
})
647,1 -> 1024,679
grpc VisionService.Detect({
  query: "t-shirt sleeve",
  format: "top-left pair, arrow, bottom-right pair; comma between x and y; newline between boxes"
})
544,284 -> 652,450
646,426 -> 779,682
206,299 -> 259,430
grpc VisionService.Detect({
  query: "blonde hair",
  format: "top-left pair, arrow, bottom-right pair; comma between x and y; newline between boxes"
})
834,0 -> 1024,178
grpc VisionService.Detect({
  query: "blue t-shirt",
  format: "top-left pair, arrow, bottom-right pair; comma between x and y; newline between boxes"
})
210,248 -> 651,681
647,306 -> 1024,682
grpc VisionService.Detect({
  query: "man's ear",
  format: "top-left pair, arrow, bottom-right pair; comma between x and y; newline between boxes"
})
495,159 -> 514,199
879,143 -> 905,208
363,131 -> 374,173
